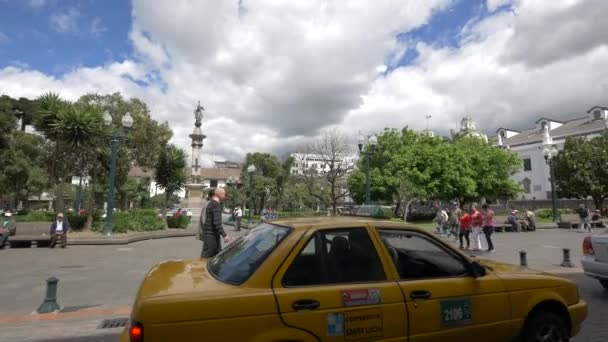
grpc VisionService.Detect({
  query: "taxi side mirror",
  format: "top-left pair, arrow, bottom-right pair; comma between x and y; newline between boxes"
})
469,261 -> 486,278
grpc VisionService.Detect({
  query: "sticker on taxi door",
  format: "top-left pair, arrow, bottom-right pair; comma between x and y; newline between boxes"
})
440,297 -> 472,326
342,288 -> 381,307
326,309 -> 383,340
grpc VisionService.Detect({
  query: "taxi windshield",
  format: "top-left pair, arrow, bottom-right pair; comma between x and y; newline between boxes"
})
208,223 -> 291,285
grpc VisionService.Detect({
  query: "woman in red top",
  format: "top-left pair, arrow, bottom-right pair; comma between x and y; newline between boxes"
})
470,206 -> 483,251
458,209 -> 472,249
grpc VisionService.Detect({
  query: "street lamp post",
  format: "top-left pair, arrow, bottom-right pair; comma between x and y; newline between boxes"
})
247,164 -> 256,223
358,133 -> 378,205
103,111 -> 133,236
543,145 -> 559,223
226,176 -> 239,209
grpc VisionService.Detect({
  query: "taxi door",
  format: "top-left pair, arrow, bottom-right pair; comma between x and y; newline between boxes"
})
272,226 -> 408,341
374,228 -> 512,342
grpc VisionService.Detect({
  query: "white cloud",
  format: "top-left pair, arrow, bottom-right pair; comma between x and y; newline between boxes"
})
50,7 -> 81,34
486,0 -> 513,12
0,31 -> 8,44
90,18 -> 107,37
29,0 -> 46,8
2,0 -> 608,164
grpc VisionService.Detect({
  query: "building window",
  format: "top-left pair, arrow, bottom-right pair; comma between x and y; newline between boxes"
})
540,121 -> 547,131
522,178 -> 531,194
533,185 -> 542,192
500,131 -> 506,138
523,158 -> 532,171
593,109 -> 602,121
210,180 -> 218,188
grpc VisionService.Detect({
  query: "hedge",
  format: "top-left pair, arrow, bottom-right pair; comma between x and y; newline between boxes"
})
93,209 -> 165,233
166,214 -> 190,229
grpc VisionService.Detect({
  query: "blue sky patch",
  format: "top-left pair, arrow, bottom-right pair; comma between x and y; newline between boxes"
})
0,0 -> 132,76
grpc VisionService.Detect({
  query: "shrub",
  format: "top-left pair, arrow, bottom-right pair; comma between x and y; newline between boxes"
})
535,208 -> 572,219
92,209 -> 165,233
67,214 -> 87,230
371,206 -> 393,219
167,214 -> 189,228
15,211 -> 56,222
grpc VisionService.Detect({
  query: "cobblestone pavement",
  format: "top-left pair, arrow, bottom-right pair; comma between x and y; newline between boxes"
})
0,226 -> 606,341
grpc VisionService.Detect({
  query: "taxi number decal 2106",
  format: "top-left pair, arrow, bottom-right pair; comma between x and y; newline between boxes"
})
440,298 -> 472,326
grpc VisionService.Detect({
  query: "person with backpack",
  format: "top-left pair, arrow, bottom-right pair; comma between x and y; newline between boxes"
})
577,204 -> 591,233
449,205 -> 462,241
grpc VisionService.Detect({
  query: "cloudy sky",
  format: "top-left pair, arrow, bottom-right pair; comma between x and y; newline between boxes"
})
1,0 -> 607,165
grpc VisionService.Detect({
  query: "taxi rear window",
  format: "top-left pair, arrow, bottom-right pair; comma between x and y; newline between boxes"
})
208,223 -> 291,285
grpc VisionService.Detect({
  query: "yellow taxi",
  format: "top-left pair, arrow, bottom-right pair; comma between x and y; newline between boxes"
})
120,218 -> 587,342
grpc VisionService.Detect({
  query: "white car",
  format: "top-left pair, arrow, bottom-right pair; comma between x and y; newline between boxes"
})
582,231 -> 608,289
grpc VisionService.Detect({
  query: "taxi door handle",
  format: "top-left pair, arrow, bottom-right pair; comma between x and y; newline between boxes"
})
410,290 -> 432,300
292,299 -> 320,311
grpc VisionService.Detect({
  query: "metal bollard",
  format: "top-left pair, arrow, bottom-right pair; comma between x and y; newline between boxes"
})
519,250 -> 528,267
36,277 -> 61,314
560,248 -> 574,268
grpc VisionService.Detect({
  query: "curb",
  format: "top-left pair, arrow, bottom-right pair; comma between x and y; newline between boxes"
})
66,230 -> 195,246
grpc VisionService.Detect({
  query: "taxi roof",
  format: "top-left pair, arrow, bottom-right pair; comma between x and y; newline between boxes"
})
268,216 -> 424,232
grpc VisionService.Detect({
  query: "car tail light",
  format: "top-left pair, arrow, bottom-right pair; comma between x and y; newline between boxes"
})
583,236 -> 594,255
129,321 -> 143,342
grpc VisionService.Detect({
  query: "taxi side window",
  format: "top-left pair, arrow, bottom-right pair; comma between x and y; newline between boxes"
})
378,229 -> 468,280
282,228 -> 386,287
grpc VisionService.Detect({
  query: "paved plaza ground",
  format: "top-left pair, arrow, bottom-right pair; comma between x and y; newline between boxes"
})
0,226 -> 606,341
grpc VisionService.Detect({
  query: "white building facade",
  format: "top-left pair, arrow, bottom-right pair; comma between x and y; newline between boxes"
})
290,153 -> 358,175
496,106 -> 608,200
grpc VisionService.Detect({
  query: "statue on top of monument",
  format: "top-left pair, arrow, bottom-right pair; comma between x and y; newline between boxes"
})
194,101 -> 204,127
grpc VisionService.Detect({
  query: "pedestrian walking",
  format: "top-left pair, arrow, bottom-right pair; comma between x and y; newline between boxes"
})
1,212 -> 16,249
576,204 -> 591,233
233,206 -> 243,231
481,204 -> 496,252
434,208 -> 449,237
196,190 -> 213,242
449,205 -> 462,241
49,213 -> 70,249
470,205 -> 483,251
458,208 -> 472,249
201,187 -> 231,258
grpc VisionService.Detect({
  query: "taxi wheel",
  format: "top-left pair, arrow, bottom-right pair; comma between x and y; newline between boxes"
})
600,279 -> 608,290
523,311 -> 569,342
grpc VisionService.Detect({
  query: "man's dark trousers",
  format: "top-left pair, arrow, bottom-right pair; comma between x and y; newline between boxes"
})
0,232 -> 9,249
50,233 -> 67,248
483,226 -> 494,251
200,233 -> 221,258
235,217 -> 241,231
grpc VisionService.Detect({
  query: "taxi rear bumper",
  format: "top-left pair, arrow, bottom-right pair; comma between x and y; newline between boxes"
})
568,300 -> 587,337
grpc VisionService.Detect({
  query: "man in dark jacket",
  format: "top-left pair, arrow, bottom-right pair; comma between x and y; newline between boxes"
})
201,188 -> 231,258
50,213 -> 70,248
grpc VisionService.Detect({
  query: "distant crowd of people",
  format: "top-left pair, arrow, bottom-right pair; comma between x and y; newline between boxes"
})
434,203 -> 498,252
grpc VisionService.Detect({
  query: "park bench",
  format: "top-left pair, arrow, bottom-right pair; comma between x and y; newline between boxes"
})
9,222 -> 52,248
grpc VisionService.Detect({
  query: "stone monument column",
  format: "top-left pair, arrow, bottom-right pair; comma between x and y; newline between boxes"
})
186,102 -> 206,200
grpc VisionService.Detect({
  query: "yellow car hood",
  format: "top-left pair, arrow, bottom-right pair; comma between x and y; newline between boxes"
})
476,258 -> 575,291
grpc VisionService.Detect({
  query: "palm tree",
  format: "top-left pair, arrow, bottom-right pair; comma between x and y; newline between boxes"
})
154,144 -> 187,220
34,93 -> 105,214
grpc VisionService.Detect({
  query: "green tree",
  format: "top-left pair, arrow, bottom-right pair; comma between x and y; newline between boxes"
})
241,153 -> 286,214
553,135 -> 608,210
0,131 -> 48,208
349,128 -> 522,213
154,144 -> 187,219
77,93 -> 172,209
